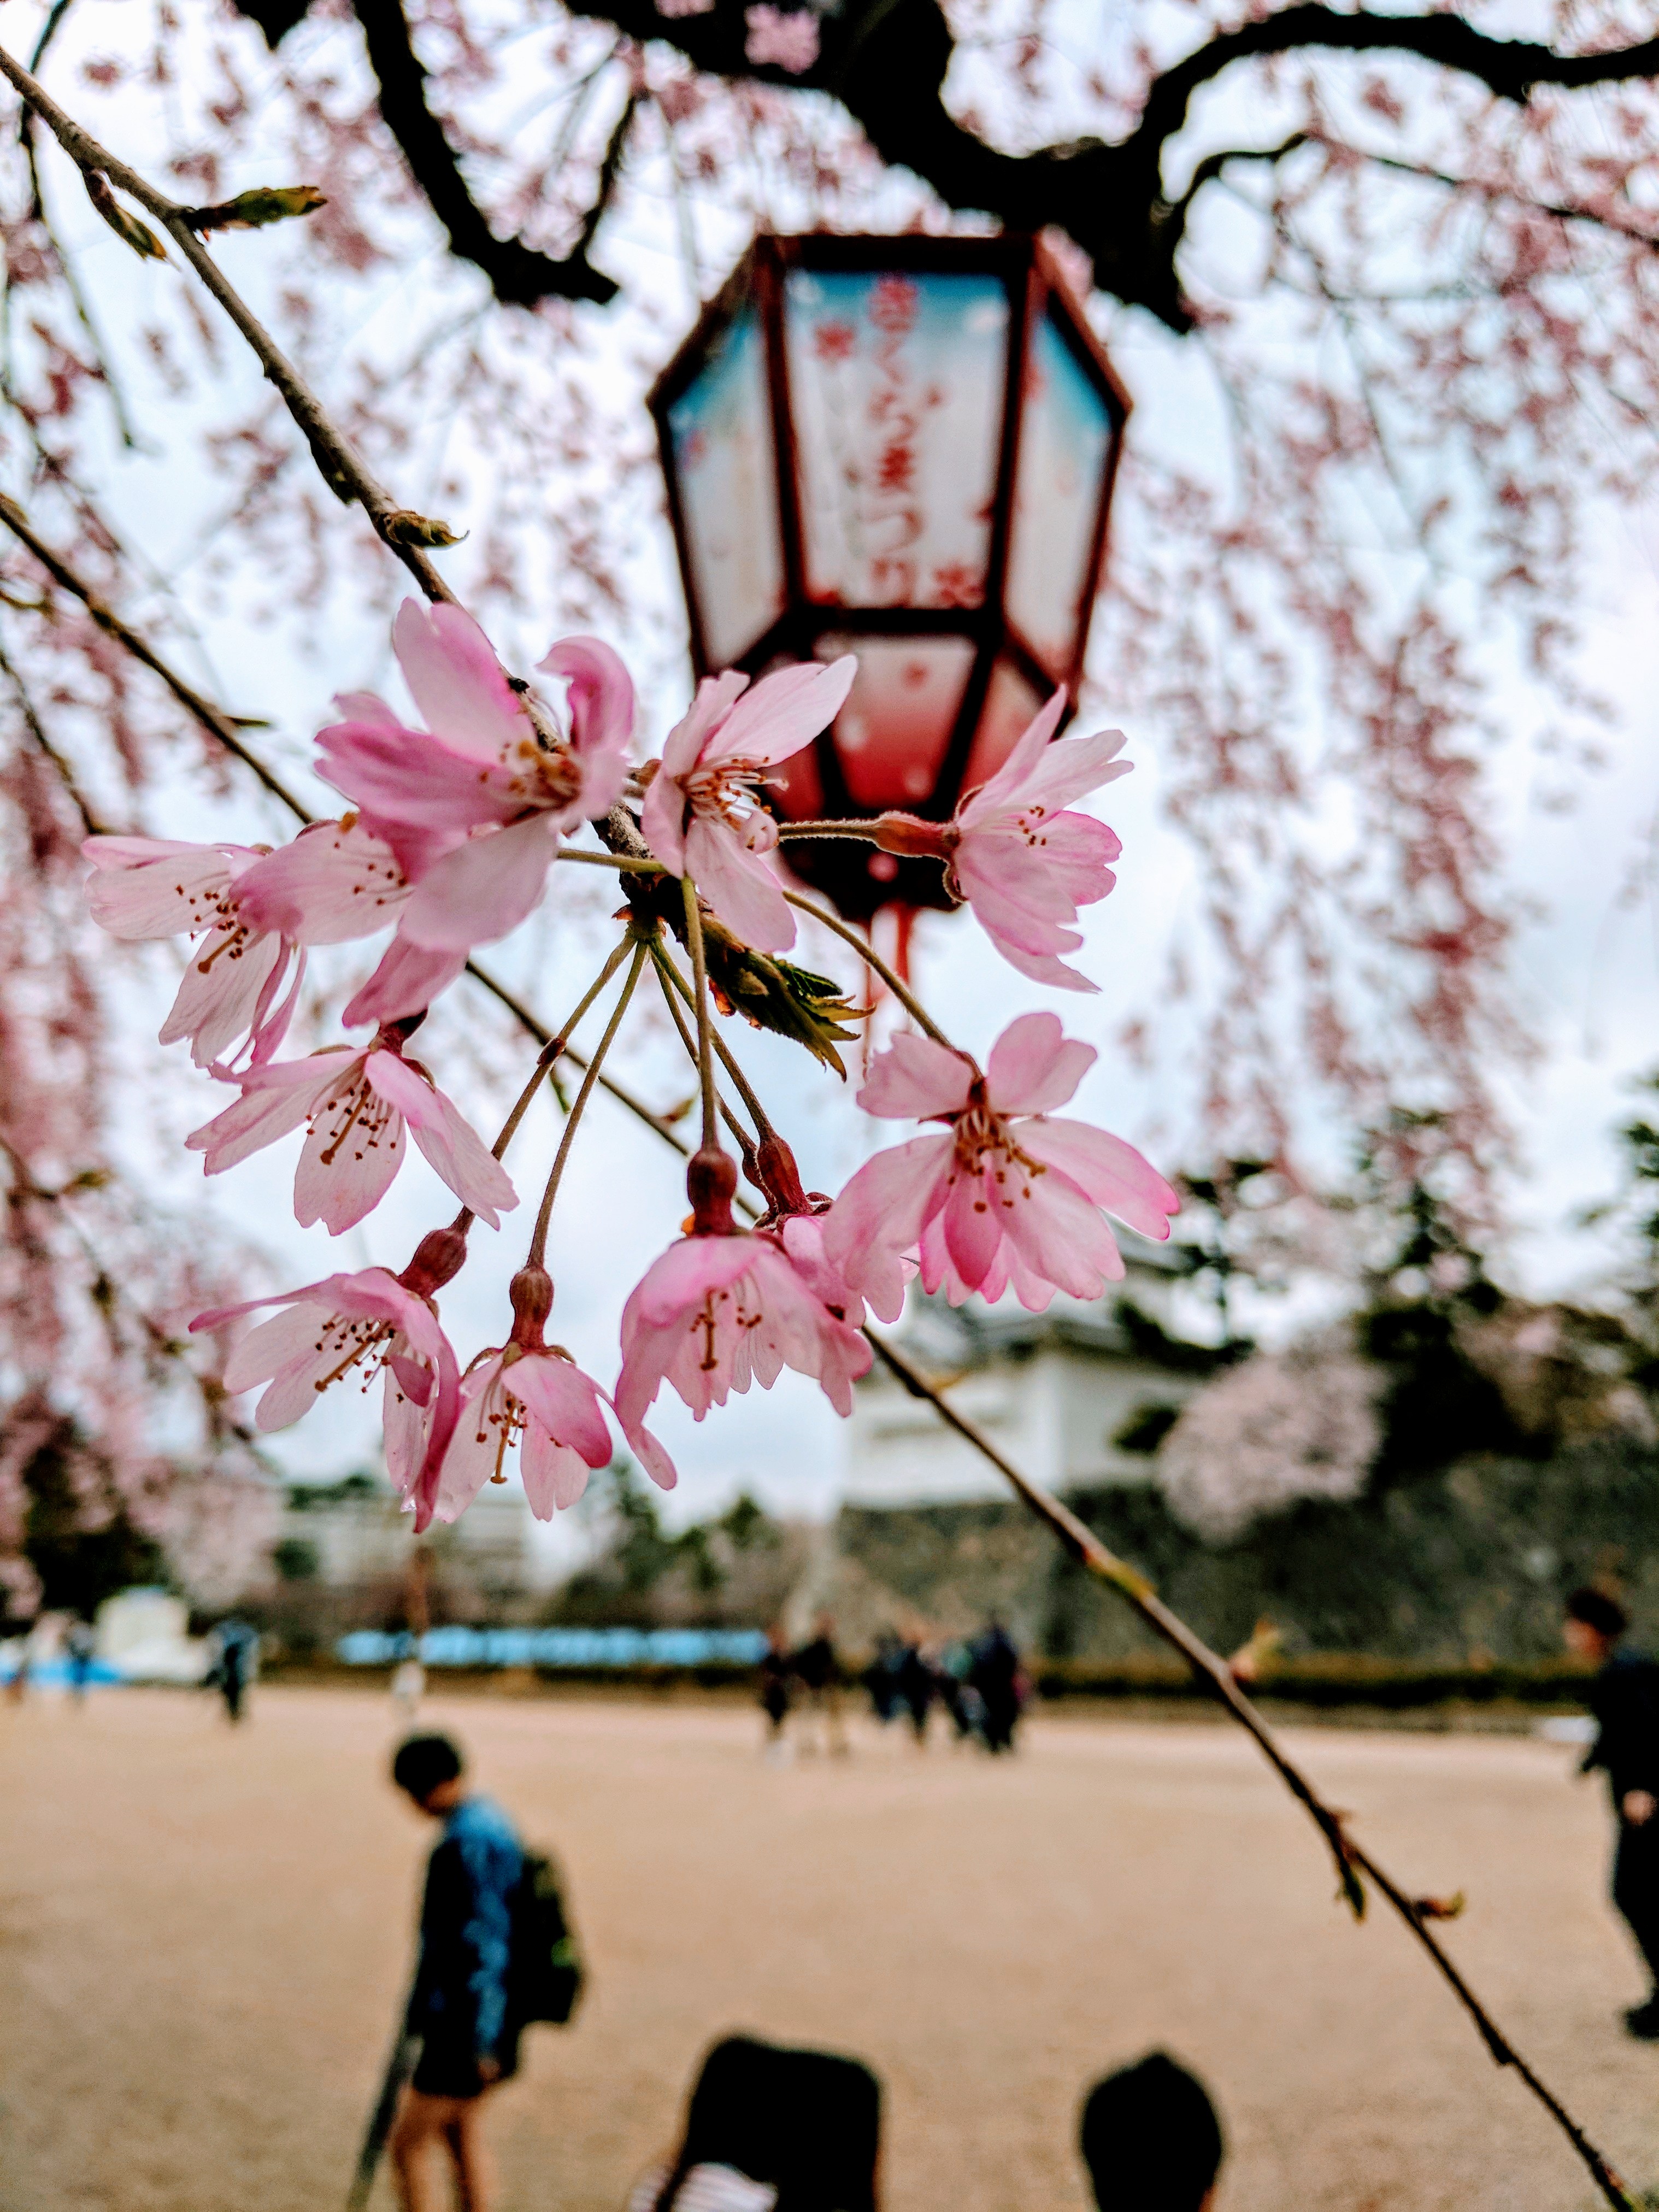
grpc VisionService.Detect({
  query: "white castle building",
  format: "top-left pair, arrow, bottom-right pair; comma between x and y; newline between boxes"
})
842,1236 -> 1210,1509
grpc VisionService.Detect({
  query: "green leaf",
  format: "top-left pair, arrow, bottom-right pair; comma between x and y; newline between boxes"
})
184,185 -> 327,232
84,172 -> 167,262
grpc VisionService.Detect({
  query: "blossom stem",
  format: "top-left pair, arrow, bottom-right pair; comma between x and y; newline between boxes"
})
774,820 -> 880,843
555,848 -> 665,874
680,875 -> 720,1156
490,936 -> 633,1163
651,941 -> 774,1139
781,890 -> 956,1050
527,938 -> 648,1267
650,955 -> 758,1156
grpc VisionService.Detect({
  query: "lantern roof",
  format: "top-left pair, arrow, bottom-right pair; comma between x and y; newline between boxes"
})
649,231 -> 1130,921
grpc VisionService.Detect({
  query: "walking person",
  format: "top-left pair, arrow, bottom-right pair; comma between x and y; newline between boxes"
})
1564,1586 -> 1659,2038
387,1733 -> 527,2212
969,1617 -> 1023,1754
208,1615 -> 259,1724
64,1616 -> 97,1704
790,1615 -> 848,1757
758,1626 -> 793,1764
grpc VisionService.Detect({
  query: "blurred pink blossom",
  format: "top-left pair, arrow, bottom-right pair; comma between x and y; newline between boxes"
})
744,4 -> 820,70
640,657 -> 855,950
185,1031 -> 516,1234
823,1013 -> 1178,1314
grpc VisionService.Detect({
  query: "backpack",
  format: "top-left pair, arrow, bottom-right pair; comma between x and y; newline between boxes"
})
510,1850 -> 585,2026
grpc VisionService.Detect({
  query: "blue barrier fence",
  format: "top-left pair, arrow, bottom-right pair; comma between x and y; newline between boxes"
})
337,1626 -> 769,1670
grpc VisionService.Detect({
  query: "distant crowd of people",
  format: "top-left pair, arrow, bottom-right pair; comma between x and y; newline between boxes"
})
757,1614 -> 1028,1760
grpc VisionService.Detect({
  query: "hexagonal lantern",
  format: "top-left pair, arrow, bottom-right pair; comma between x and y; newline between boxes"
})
648,231 -> 1131,923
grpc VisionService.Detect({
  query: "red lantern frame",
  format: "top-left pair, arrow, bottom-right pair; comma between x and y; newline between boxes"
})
649,231 -> 1131,922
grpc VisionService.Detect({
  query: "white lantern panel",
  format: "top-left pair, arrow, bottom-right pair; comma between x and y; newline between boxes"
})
819,634 -> 977,809
667,306 -> 786,669
1005,314 -> 1113,675
786,270 -> 1009,611
960,657 -> 1043,797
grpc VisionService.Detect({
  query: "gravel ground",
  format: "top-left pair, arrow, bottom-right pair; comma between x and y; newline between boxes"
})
2,1685 -> 1656,2212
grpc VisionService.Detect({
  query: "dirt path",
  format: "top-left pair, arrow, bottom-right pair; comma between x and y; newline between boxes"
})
2,1686 -> 1653,2212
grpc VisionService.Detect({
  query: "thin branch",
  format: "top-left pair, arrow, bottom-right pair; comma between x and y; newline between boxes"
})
0,40 -> 457,600
0,634 -> 108,834
346,0 -> 620,308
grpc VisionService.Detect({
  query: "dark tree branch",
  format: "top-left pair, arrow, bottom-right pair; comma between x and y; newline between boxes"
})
348,0 -> 620,308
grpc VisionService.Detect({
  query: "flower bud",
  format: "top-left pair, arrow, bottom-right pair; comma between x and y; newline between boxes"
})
400,1226 -> 469,1295
508,1264 -> 555,1347
686,1144 -> 738,1235
754,1133 -> 810,1218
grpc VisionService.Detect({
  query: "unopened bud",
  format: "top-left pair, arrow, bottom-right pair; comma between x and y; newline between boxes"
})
401,1226 -> 469,1295
686,1144 -> 738,1235
873,811 -> 951,860
754,1133 -> 810,1218
508,1264 -> 555,1347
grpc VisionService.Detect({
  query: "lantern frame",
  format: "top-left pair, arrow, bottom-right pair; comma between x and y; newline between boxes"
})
648,231 -> 1131,919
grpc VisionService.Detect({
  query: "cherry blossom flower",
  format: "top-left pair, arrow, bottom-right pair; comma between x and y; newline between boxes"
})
744,3 -> 820,71
822,1013 -> 1178,1315
433,1266 -> 675,1522
315,601 -> 635,953
191,1235 -> 465,1531
615,1223 -> 872,1433
873,691 -> 1131,991
185,1028 -> 516,1234
639,656 -> 856,950
341,936 -> 469,1030
231,814 -> 411,945
83,834 -> 302,1069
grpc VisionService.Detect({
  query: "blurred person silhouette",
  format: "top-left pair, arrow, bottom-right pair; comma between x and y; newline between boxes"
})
387,1732 -> 526,2212
758,1626 -> 793,1764
969,1618 -> 1022,1754
863,1632 -> 904,1727
1079,2052 -> 1224,2212
628,2033 -> 881,2212
207,1615 -> 258,1723
790,1614 -> 848,1756
896,1640 -> 934,1746
64,1616 -> 97,1704
1564,1585 -> 1659,2038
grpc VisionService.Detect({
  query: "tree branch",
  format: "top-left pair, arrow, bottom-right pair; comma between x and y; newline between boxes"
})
345,0 -> 621,308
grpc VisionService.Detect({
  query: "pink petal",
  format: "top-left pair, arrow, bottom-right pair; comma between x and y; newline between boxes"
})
683,816 -> 796,951
222,1302 -> 327,1394
957,689 -> 1066,820
983,726 -> 1132,820
660,670 -> 749,780
160,927 -> 289,1068
540,637 -> 634,820
821,1135 -> 952,1321
232,820 -> 409,945
521,1429 -> 596,1516
294,1080 -> 405,1235
638,760 -> 689,876
940,1155 -> 1004,1290
433,1360 -> 507,1523
511,1352 -> 613,1466
393,598 -> 527,762
996,1154 -> 1125,1298
855,1031 -> 973,1121
703,655 -> 856,767
83,837 -> 251,939
626,1233 -> 757,1333
315,721 -> 520,833
364,1051 -> 517,1226
185,1055 -> 342,1174
396,815 -> 560,952
342,935 -> 468,1028
984,1012 -> 1096,1116
1017,1118 -> 1180,1239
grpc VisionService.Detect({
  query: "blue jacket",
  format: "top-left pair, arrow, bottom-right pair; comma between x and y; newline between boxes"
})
408,1796 -> 524,2055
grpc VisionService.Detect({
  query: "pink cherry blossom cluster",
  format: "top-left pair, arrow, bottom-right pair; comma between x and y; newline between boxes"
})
84,599 -> 1175,1537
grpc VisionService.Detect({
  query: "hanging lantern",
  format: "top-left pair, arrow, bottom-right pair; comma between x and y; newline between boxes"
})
649,231 -> 1131,923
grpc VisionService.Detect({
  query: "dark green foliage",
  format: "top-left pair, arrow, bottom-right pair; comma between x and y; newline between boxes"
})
1361,1301 -> 1529,1482
546,1463 -> 789,1625
1112,1402 -> 1182,1455
272,1538 -> 320,1583
16,1418 -> 166,1619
